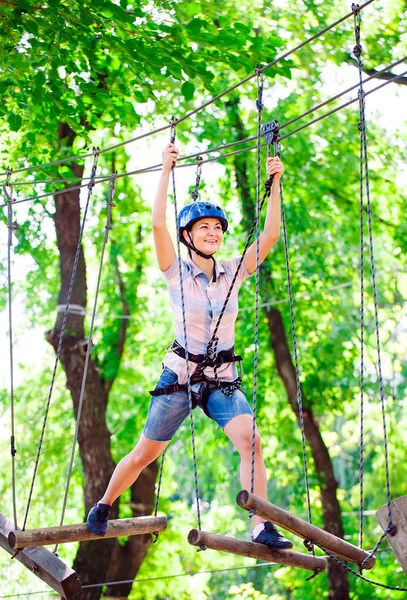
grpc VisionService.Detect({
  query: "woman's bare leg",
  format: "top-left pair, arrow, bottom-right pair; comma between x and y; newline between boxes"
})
224,414 -> 267,528
100,434 -> 169,505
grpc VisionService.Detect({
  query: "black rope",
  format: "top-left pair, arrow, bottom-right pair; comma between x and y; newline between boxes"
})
250,68 -> 264,496
4,170 -> 18,530
21,149 -> 100,531
170,119 -> 204,537
312,540 -> 407,592
0,0 -> 377,179
151,448 -> 167,542
279,137 -> 314,539
352,4 -> 394,567
53,173 -> 116,555
0,561 -> 277,598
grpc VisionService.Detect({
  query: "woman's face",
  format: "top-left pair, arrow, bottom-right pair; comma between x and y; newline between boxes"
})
186,218 -> 224,254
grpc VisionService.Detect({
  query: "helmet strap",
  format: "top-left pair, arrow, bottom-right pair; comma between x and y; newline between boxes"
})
182,232 -> 217,281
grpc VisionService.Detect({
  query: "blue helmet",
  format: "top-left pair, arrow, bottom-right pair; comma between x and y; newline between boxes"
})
178,202 -> 228,242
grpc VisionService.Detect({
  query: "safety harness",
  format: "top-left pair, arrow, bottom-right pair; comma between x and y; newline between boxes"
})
150,341 -> 244,417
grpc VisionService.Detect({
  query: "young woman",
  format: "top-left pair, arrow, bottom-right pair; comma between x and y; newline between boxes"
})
87,143 -> 292,550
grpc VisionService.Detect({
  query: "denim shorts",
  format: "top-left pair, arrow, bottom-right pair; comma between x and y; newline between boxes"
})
143,367 -> 253,442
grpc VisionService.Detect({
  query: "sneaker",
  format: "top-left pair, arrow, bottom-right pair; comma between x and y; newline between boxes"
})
86,502 -> 112,536
253,521 -> 293,550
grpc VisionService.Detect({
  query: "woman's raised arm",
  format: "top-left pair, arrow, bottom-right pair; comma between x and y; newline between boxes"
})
152,143 -> 179,271
244,156 -> 284,275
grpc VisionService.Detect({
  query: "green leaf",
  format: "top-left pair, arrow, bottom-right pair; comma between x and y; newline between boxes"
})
181,80 -> 195,101
8,112 -> 22,132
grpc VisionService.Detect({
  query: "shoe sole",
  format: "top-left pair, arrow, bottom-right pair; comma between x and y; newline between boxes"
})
86,521 -> 107,536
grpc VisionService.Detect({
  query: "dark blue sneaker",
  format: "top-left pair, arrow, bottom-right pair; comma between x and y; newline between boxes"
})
86,502 -> 112,536
253,521 -> 293,550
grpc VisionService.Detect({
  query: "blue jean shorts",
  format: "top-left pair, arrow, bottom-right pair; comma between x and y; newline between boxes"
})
143,367 -> 253,442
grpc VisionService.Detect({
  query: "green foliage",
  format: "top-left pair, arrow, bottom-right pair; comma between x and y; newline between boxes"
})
1,0 -> 407,598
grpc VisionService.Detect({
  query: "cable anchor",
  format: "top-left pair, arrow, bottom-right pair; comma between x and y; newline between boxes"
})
261,120 -> 281,190
255,65 -> 264,112
170,117 -> 177,144
191,156 -> 203,201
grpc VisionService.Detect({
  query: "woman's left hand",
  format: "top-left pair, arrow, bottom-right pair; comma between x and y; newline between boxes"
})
266,156 -> 284,180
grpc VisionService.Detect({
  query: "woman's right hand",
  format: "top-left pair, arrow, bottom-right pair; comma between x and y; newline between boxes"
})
162,143 -> 179,173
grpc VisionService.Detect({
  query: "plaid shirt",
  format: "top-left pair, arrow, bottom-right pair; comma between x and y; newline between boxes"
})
161,255 -> 250,384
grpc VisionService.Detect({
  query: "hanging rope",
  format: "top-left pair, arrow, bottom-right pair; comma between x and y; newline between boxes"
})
4,170 -> 18,530
53,173 -> 116,555
352,3 -> 394,566
278,128 -> 314,538
358,85 -> 366,551
249,68 -> 264,496
21,149 -> 100,531
169,119 -> 204,537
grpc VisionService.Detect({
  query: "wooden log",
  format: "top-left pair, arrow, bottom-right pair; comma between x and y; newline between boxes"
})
188,529 -> 327,573
236,490 -> 375,570
376,496 -> 407,577
0,512 -> 82,599
8,515 -> 167,549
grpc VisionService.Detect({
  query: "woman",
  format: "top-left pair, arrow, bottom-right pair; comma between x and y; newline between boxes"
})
87,143 -> 292,550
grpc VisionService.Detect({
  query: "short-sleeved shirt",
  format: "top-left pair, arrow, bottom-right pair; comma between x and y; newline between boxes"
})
161,255 -> 251,384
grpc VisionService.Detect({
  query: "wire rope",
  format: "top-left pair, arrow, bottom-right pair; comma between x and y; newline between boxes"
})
0,0 -> 376,179
4,54 -> 405,191
1,61 -> 406,210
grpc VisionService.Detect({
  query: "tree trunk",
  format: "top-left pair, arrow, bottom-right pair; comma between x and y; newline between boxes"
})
46,123 -> 157,599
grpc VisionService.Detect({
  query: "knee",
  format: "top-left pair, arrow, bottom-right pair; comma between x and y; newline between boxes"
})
235,430 -> 262,457
128,447 -> 154,471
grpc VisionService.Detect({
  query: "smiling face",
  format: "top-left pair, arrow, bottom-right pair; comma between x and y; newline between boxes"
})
185,217 -> 224,254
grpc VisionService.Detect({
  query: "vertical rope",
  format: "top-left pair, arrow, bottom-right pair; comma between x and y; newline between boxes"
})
4,171 -> 18,529
53,174 -> 116,555
170,119 -> 203,534
353,4 -> 393,561
22,149 -> 100,531
280,148 -> 313,531
250,69 -> 263,495
358,111 -> 365,549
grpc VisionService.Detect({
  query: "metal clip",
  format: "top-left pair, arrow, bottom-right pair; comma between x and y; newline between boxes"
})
191,156 -> 203,201
170,117 -> 177,144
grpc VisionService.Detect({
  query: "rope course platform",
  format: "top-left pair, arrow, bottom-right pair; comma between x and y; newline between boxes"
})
376,496 -> 407,577
237,491 -> 375,570
0,512 -> 82,599
188,529 -> 327,573
7,515 -> 167,550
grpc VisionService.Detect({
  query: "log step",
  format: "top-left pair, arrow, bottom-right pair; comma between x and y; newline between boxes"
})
237,490 -> 375,570
8,515 -> 167,549
188,529 -> 327,573
0,512 -> 82,599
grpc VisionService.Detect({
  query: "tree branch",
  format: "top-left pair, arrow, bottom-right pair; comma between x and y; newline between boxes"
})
347,56 -> 407,86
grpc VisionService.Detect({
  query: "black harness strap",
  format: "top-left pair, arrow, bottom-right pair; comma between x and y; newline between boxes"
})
170,341 -> 243,367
